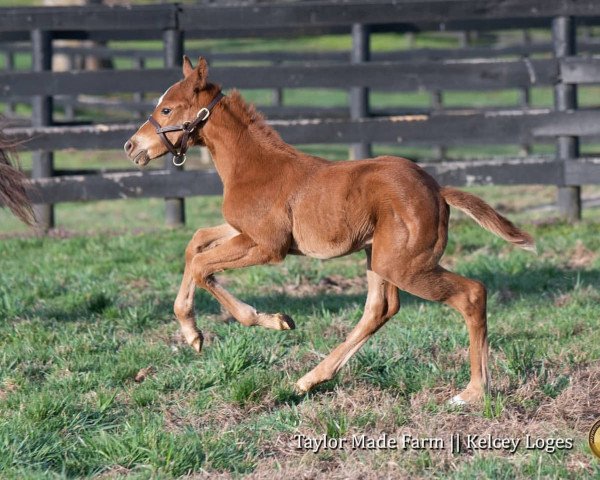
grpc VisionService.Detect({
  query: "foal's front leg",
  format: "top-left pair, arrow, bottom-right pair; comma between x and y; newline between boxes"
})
174,224 -> 238,351
180,233 -> 294,352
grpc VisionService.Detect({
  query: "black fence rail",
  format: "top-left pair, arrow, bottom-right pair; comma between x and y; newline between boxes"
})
3,20 -> 600,124
1,0 -> 600,229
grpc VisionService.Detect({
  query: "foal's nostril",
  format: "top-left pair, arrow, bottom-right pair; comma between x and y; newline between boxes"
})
124,140 -> 134,155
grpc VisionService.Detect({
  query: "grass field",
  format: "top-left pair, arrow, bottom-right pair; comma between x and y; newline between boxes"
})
1,190 -> 600,479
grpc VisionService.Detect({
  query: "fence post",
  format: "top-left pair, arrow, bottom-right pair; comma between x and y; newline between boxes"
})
350,23 -> 371,160
519,29 -> 531,156
133,56 -> 146,120
31,29 -> 54,232
62,51 -> 75,122
5,50 -> 16,115
272,60 -> 284,108
552,16 -> 581,221
163,28 -> 185,227
431,90 -> 446,160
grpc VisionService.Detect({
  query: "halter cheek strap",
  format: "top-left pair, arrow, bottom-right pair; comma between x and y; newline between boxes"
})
148,91 -> 224,166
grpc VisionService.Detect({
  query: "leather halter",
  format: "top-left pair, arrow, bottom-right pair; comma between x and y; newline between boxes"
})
148,91 -> 224,166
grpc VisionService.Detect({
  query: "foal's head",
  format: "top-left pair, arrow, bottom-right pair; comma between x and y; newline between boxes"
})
124,56 -> 219,167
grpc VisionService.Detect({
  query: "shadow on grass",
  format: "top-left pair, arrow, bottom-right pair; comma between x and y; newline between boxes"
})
25,264 -> 600,327
463,264 -> 600,301
241,265 -> 599,314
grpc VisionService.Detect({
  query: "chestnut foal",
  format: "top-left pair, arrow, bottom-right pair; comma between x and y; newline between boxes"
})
124,57 -> 535,404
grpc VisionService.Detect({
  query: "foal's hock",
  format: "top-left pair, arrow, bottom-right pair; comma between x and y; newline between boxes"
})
124,56 -> 535,404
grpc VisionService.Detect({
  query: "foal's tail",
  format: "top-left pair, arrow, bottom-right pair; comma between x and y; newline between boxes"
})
0,122 -> 36,226
441,186 -> 536,253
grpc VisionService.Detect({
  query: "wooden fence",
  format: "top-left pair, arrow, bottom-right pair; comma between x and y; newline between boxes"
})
2,0 -> 600,229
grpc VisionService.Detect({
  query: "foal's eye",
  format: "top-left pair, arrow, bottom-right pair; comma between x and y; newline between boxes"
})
161,108 -> 172,115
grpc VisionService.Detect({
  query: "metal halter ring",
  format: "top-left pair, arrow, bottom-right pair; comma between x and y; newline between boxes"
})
196,107 -> 210,121
173,154 -> 186,167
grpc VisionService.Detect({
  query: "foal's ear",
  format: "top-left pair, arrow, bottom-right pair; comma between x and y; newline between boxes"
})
183,56 -> 208,89
182,55 -> 194,78
196,56 -> 209,87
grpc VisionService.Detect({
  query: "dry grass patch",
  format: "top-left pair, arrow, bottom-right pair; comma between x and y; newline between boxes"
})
270,274 -> 367,298
234,362 -> 600,478
537,362 -> 600,431
567,240 -> 598,269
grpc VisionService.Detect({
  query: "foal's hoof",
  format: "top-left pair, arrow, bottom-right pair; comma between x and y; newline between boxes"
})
190,335 -> 203,353
257,312 -> 295,330
448,394 -> 467,406
294,379 -> 311,395
295,373 -> 317,394
448,385 -> 484,405
275,313 -> 295,330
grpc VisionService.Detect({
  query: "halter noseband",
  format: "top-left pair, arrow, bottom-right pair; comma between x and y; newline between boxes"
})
148,91 -> 225,166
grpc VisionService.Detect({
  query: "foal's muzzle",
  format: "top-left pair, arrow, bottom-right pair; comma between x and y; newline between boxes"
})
123,139 -> 150,166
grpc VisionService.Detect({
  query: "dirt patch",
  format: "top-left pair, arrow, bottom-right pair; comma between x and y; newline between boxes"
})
0,379 -> 19,400
553,293 -> 572,307
0,225 -> 165,241
497,287 -> 517,304
567,240 -> 597,269
271,275 -> 367,298
125,278 -> 151,291
95,465 -> 132,478
537,362 -> 600,431
323,319 -> 351,341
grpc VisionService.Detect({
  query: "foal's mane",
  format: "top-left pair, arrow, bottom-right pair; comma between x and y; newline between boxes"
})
224,89 -> 298,155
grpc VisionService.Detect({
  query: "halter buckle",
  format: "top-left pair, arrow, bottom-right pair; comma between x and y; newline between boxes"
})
173,154 -> 186,167
196,107 -> 210,121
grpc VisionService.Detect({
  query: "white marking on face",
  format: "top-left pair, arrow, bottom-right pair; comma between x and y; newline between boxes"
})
156,85 -> 173,107
131,120 -> 154,152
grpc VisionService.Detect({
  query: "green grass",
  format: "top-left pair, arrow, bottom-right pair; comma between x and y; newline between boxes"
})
1,193 -> 600,478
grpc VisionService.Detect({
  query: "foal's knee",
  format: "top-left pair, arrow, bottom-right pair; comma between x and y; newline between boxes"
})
185,228 -> 221,262
185,231 -> 205,262
190,259 -> 213,289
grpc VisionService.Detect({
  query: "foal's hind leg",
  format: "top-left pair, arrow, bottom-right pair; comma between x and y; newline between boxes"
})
296,251 -> 399,392
374,259 -> 489,404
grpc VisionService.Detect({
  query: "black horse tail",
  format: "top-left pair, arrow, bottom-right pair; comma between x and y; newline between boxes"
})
0,120 -> 36,226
